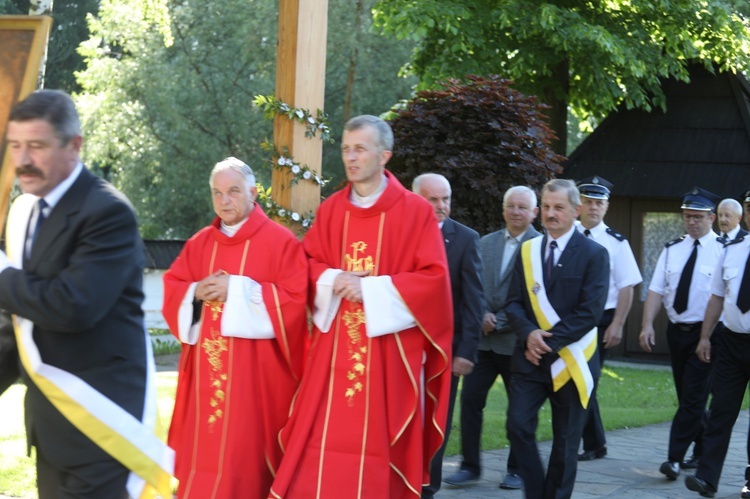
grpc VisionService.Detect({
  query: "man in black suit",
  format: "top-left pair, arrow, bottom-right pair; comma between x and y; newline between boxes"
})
412,173 -> 483,499
0,90 -> 172,498
506,178 -> 609,499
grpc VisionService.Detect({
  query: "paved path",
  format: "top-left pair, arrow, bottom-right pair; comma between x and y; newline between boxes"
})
437,411 -> 749,499
2,357 -> 747,498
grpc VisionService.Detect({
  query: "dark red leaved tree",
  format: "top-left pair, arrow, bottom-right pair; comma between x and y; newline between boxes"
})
387,75 -> 564,235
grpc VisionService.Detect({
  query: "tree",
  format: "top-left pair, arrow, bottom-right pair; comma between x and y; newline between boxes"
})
76,0 -> 417,238
386,75 -> 563,235
77,0 -> 280,239
373,0 -> 750,154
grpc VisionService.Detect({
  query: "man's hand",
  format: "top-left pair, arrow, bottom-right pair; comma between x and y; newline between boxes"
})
333,271 -> 370,303
482,312 -> 496,335
524,329 -> 553,366
639,325 -> 655,353
452,357 -> 474,376
696,338 -> 712,363
195,270 -> 230,302
603,323 -> 623,349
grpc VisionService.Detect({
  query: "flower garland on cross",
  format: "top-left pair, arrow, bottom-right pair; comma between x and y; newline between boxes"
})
252,95 -> 332,230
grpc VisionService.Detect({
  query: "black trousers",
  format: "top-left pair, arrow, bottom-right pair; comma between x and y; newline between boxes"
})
580,309 -> 614,452
423,372 -> 460,497
36,444 -> 129,499
695,328 -> 750,491
665,321 -> 715,462
456,350 -> 518,476
507,366 -> 585,499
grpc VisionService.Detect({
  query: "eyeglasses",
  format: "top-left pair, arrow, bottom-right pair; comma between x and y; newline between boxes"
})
683,214 -> 708,222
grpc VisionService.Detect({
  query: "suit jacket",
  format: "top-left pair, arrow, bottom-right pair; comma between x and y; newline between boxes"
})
506,229 -> 609,378
480,226 -> 542,354
0,168 -> 148,468
442,217 -> 483,363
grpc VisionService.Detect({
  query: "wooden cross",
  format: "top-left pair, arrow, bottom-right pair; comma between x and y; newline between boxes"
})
272,0 -> 329,226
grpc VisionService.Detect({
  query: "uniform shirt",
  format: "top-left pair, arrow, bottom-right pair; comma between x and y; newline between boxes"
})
648,230 -> 723,323
720,225 -> 742,243
577,221 -> 643,310
710,236 -> 750,333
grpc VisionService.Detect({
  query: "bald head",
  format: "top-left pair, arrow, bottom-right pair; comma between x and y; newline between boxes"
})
413,173 -> 452,223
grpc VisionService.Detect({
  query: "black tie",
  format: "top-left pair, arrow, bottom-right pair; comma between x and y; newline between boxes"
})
736,251 -> 750,313
32,198 -> 48,247
673,239 -> 699,314
584,229 -> 591,237
545,240 -> 557,283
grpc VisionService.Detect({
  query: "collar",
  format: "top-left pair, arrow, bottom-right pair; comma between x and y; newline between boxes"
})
576,220 -> 606,238
41,162 -> 83,209
548,224 -> 576,254
350,173 -> 388,208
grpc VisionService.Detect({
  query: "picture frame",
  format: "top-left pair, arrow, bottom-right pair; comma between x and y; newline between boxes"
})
0,15 -> 52,224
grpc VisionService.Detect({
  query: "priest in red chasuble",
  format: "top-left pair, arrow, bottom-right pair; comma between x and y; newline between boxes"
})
269,115 -> 453,499
163,157 -> 308,499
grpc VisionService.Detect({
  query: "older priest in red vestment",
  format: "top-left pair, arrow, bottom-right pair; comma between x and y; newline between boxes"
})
269,115 -> 453,499
163,157 -> 308,499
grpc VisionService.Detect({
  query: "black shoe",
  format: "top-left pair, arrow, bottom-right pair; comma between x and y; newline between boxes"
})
499,473 -> 523,490
685,474 -> 716,498
660,461 -> 680,480
742,482 -> 750,498
682,455 -> 700,469
578,446 -> 607,461
443,469 -> 480,486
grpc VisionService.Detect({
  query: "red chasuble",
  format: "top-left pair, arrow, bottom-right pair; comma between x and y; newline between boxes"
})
163,205 -> 308,499
269,172 -> 453,499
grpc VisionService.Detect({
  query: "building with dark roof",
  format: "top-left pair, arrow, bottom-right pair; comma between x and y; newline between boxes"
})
563,64 -> 750,358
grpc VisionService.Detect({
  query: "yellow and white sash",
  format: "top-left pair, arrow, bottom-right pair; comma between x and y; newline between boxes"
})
521,237 -> 597,409
6,194 -> 174,498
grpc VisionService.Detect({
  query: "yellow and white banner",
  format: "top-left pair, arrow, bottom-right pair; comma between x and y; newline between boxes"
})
521,237 -> 597,408
7,194 -> 174,498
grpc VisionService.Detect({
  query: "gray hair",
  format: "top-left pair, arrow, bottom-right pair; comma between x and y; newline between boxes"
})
542,178 -> 581,208
719,198 -> 742,216
503,185 -> 537,209
344,115 -> 394,153
209,157 -> 256,190
412,172 -> 451,193
9,89 -> 81,145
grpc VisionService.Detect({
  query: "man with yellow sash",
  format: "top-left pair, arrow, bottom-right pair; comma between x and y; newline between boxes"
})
505,179 -> 609,499
0,90 -> 173,498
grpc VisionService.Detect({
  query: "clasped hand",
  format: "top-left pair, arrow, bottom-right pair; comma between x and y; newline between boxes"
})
195,270 -> 229,302
333,271 -> 370,303
525,329 -> 553,366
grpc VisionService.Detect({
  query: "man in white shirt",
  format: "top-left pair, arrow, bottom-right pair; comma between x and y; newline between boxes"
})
640,187 -> 723,481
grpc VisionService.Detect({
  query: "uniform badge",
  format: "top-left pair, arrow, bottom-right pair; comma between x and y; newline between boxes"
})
532,282 -> 541,295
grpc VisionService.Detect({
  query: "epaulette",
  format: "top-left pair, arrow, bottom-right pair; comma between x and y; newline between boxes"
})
724,235 -> 745,247
605,227 -> 626,242
665,235 -> 686,248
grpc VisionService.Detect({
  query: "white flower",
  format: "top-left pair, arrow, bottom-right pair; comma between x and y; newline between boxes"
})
291,165 -> 301,174
308,117 -> 315,124
314,175 -> 320,183
277,156 -> 286,166
291,212 -> 300,221
303,171 -> 312,179
278,209 -> 286,217
319,123 -> 328,130
302,219 -> 311,227
280,103 -> 290,112
265,202 -> 272,208
285,158 -> 295,167
296,109 -> 304,119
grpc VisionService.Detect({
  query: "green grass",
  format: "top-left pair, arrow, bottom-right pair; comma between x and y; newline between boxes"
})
0,372 -> 178,498
0,364 -> 742,497
442,364 -> 742,456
